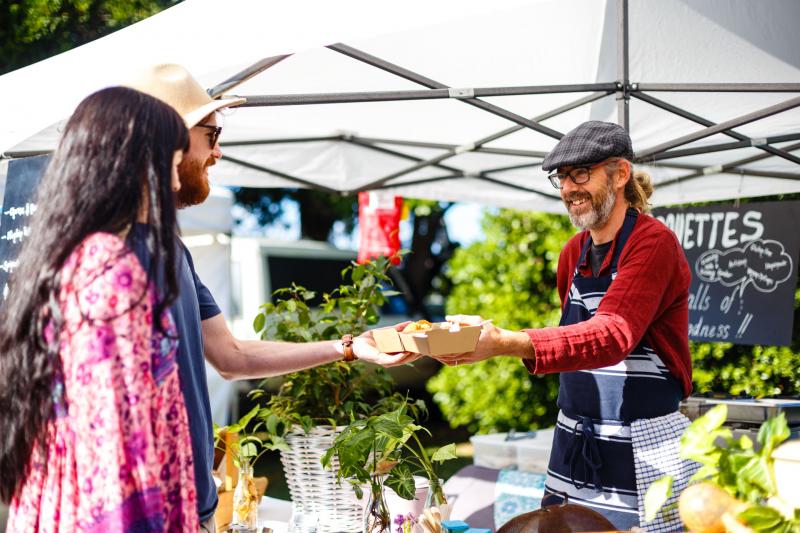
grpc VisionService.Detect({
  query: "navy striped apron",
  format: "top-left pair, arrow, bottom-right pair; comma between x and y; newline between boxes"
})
543,209 -> 692,531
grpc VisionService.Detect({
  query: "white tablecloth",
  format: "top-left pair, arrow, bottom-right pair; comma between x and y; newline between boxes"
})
256,496 -> 292,533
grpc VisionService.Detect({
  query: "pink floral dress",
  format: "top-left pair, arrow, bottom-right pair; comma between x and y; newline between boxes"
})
8,233 -> 198,532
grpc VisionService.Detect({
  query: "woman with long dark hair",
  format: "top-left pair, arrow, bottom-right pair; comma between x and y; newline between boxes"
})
0,86 -> 198,531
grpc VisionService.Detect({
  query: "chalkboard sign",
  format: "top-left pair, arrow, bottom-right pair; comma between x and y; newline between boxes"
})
0,155 -> 49,303
653,201 -> 800,346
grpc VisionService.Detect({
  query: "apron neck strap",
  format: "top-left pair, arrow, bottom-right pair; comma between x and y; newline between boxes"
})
609,208 -> 639,271
576,208 -> 640,273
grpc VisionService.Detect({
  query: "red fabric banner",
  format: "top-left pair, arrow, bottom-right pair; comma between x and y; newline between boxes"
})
358,191 -> 403,265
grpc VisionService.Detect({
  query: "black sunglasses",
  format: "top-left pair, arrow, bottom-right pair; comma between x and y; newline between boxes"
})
196,124 -> 222,148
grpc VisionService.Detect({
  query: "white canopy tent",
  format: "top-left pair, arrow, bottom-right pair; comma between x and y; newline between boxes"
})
1,0 -> 799,211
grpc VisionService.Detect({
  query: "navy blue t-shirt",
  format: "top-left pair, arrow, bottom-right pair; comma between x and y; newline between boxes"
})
128,224 -> 221,522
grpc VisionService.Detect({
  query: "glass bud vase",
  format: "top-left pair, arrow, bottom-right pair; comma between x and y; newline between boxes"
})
363,478 -> 391,533
232,457 -> 259,532
419,480 -> 449,533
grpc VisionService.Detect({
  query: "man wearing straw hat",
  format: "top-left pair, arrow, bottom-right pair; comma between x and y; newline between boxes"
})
128,64 -> 396,531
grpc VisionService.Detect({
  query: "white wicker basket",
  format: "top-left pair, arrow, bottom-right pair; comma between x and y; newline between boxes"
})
281,425 -> 362,533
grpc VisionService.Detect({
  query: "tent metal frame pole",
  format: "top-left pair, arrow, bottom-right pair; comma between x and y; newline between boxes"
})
220,154 -> 340,194
230,83 -> 800,107
718,140 -> 800,169
721,169 -> 800,180
470,91 -> 612,146
327,42 -> 564,140
480,162 -> 542,173
617,0 -> 630,130
635,94 -> 800,159
2,149 -> 52,158
632,92 -> 800,165
220,92 -> 610,194
236,83 -> 617,106
221,135 -> 342,147
351,136 -> 549,158
655,141 -> 800,187
342,137 -> 466,175
634,83 -> 800,93
373,172 -> 562,200
371,174 -> 466,189
209,54 -> 291,98
660,166 -> 800,188
477,173 -> 562,199
349,92 -> 606,192
643,133 -> 800,161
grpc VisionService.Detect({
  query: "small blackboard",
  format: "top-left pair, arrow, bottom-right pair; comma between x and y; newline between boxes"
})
653,201 -> 800,346
0,155 -> 49,303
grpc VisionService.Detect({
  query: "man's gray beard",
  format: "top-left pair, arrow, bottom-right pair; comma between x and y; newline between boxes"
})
567,177 -> 617,231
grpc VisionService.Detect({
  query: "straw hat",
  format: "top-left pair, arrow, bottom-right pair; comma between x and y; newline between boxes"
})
126,64 -> 246,127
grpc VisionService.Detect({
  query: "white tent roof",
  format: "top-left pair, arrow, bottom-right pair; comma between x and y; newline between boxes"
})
2,0 -> 799,212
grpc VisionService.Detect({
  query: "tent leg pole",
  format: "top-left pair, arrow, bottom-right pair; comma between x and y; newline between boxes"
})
617,0 -> 630,130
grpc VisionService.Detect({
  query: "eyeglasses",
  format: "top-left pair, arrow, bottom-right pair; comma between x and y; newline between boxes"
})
547,160 -> 609,189
196,124 -> 222,148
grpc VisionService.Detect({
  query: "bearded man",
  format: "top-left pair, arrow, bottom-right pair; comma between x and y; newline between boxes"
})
127,64 -> 398,532
415,121 -> 697,531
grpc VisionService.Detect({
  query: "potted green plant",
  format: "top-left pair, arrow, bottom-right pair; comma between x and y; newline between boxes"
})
644,404 -> 800,533
321,401 -> 458,533
246,256 -> 407,531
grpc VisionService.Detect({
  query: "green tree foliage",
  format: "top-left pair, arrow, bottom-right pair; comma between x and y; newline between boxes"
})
1,1 -> 179,75
427,209 -> 575,434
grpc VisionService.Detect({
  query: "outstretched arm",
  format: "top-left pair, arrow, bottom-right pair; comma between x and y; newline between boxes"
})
429,314 -> 534,366
202,315 -> 414,380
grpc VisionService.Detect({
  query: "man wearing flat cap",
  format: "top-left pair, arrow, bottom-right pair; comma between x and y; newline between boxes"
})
429,121 -> 696,530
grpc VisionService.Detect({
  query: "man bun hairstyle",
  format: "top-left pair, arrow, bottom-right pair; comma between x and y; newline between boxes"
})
625,166 -> 653,213
607,157 -> 653,213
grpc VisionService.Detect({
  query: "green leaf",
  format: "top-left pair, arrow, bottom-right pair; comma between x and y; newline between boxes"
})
643,476 -> 673,522
268,436 -> 290,452
689,464 -> 719,483
351,265 -> 365,282
321,448 -> 335,469
265,413 -> 279,436
696,404 -> 729,432
385,464 -> 416,500
372,417 -> 405,439
226,405 -> 260,434
431,443 -> 458,463
739,456 -> 775,495
739,505 -> 783,531
382,290 -> 401,297
253,312 -> 266,334
757,412 -> 790,458
241,442 -> 258,457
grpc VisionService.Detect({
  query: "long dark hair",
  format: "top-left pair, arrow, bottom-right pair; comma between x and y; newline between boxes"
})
0,86 -> 188,502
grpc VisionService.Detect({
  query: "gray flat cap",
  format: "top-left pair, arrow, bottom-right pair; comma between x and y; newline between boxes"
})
541,121 -> 633,171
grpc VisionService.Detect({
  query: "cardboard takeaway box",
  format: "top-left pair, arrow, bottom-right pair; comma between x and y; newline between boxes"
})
372,322 -> 481,356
